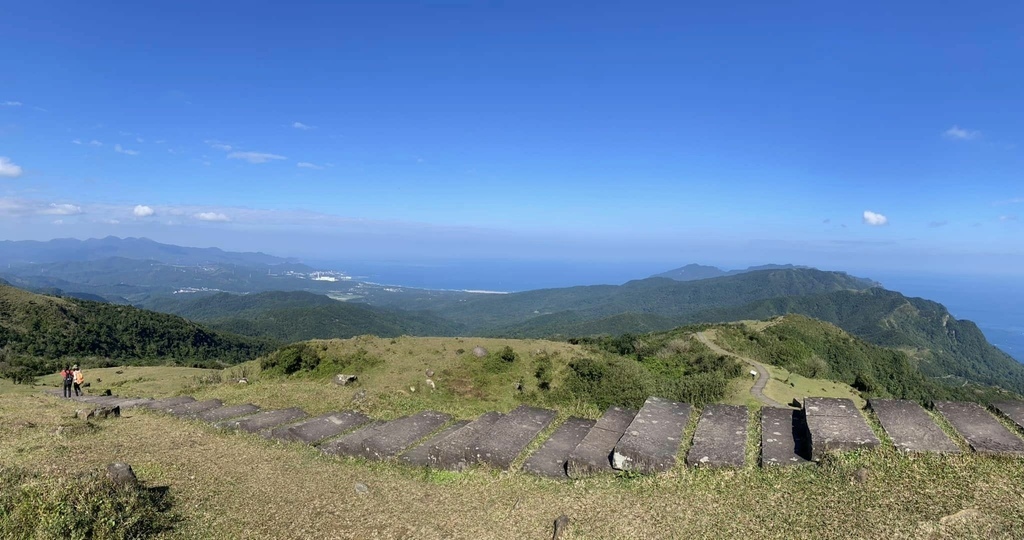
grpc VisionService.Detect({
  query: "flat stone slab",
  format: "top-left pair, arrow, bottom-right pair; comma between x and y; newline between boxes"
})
465,405 -> 557,469
357,411 -> 452,461
139,396 -> 196,410
869,399 -> 959,454
268,411 -> 372,444
612,397 -> 691,473
760,407 -> 810,466
321,421 -> 386,456
114,398 -> 155,409
686,404 -> 748,468
197,403 -> 260,422
992,401 -> 1024,432
523,417 -> 596,478
567,406 -> 637,477
934,401 -> 1024,455
400,421 -> 470,467
219,408 -> 307,433
804,398 -> 880,460
167,399 -> 224,418
429,412 -> 503,470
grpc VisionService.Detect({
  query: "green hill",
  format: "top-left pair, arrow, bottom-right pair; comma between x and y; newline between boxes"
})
0,284 -> 274,381
145,291 -> 464,341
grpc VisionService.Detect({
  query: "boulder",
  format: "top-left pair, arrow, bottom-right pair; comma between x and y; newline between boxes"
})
77,406 -> 121,421
106,462 -> 137,486
472,346 -> 488,358
334,374 -> 358,386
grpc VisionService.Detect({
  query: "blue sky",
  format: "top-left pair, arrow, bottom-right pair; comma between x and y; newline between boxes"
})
1,1 -> 1022,276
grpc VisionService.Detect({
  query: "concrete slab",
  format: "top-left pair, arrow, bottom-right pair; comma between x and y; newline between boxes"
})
400,421 -> 471,467
566,406 -> 637,477
139,396 -> 196,410
612,397 -> 691,473
760,407 -> 811,466
992,401 -> 1024,432
804,398 -> 880,460
114,398 -> 155,409
523,417 -> 595,479
686,404 -> 748,468
428,412 -> 503,470
358,411 -> 453,461
869,399 -> 959,454
167,399 -> 224,418
268,411 -> 372,444
219,408 -> 307,433
465,405 -> 557,469
934,401 -> 1024,455
197,403 -> 260,423
320,421 -> 386,456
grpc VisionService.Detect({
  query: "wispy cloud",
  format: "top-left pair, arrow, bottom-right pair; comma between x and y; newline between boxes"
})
0,157 -> 24,178
292,121 -> 314,130
297,162 -> 324,170
862,210 -> 888,226
943,125 -> 980,141
72,139 -> 82,145
194,212 -> 231,222
133,205 -> 155,217
89,140 -> 103,147
227,151 -> 286,164
928,220 -> 948,228
205,140 -> 233,152
41,203 -> 83,215
1000,215 -> 1019,222
1,101 -> 22,107
114,144 -> 139,156
994,197 -> 1024,206
821,218 -> 831,224
136,137 -> 144,143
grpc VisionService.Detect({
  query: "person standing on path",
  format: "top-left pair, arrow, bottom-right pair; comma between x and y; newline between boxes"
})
60,366 -> 74,398
72,365 -> 84,397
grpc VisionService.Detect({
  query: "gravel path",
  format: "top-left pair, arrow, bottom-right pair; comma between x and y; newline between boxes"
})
696,331 -> 788,409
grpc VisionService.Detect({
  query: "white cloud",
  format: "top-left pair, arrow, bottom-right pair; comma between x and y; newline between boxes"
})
133,205 -> 155,217
227,151 -> 286,164
52,219 -> 64,225
89,140 -> 103,147
297,162 -> 324,170
72,139 -> 82,145
42,203 -> 83,215
0,157 -> 24,178
1000,215 -> 1019,222
862,210 -> 888,226
194,212 -> 231,222
2,101 -> 22,107
136,137 -> 144,143
292,121 -> 314,130
114,144 -> 139,156
99,218 -> 120,225
206,140 -> 233,152
943,125 -> 980,141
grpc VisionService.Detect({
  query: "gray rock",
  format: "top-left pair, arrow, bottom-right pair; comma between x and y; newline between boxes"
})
358,411 -> 453,461
804,398 -> 880,461
321,421 -> 386,456
425,369 -> 434,378
992,401 -> 1024,432
77,406 -> 120,421
220,408 -> 307,433
760,407 -> 810,466
197,403 -> 260,423
334,374 -> 358,386
869,399 -> 959,454
167,399 -> 224,418
686,404 -> 748,468
429,412 -> 503,470
400,421 -> 470,467
472,346 -> 488,358
567,406 -> 637,477
354,482 -> 369,495
465,405 -> 556,469
553,515 -> 569,540
139,396 -> 196,410
106,463 -> 137,486
523,417 -> 595,479
612,397 -> 691,473
268,410 -> 372,444
934,401 -> 1024,455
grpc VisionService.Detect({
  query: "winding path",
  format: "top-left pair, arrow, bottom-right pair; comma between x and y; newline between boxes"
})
696,330 -> 788,409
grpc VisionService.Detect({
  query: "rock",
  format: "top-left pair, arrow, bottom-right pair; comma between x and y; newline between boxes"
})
334,374 -> 358,386
410,386 -> 416,393
115,370 -> 124,374
95,378 -> 102,383
237,378 -> 248,384
853,467 -> 870,483
78,406 -> 121,421
472,346 -> 488,358
107,463 -> 137,486
354,482 -> 369,495
553,515 -> 569,540
102,389 -> 112,396
425,369 -> 434,377
425,378 -> 435,390
939,508 -> 982,526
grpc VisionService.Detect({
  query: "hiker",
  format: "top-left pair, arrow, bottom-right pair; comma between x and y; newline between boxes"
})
61,366 -> 74,398
73,365 -> 84,397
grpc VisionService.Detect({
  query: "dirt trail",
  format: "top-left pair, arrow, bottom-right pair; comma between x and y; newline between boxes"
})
696,330 -> 789,409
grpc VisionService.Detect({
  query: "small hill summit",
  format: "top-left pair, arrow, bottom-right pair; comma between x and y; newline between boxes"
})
652,263 -> 879,287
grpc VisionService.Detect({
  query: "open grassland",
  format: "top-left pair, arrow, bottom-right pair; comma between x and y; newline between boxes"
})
762,364 -> 866,409
3,392 -> 1024,539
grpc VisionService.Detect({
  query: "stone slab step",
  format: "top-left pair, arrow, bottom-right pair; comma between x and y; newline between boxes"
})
268,411 -> 372,444
114,398 -> 156,409
522,417 -> 596,479
612,397 -> 691,473
219,408 -> 308,433
428,412 -> 502,470
686,404 -> 748,468
992,401 -> 1024,432
168,399 -> 224,418
934,401 -> 1024,455
197,403 -> 261,423
869,399 -> 959,454
320,421 -> 386,456
567,406 -> 637,477
358,411 -> 453,461
400,421 -> 471,467
804,397 -> 880,461
465,405 -> 557,470
139,396 -> 197,410
760,407 -> 810,466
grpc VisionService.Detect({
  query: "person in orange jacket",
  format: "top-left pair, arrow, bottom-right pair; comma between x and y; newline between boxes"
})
72,365 -> 84,397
